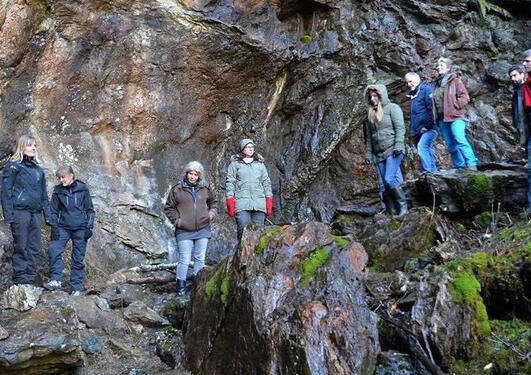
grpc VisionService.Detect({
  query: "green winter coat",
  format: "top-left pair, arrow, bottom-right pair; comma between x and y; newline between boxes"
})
364,84 -> 406,162
226,153 -> 272,214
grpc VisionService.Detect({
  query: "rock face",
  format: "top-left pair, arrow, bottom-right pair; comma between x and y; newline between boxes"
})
0,0 -> 528,278
183,222 -> 380,374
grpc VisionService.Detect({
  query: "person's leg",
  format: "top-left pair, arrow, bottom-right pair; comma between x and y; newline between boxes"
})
25,212 -> 42,284
439,120 -> 465,169
192,238 -> 209,276
235,210 -> 251,242
48,227 -> 70,283
418,129 -> 438,174
70,229 -> 87,292
383,154 -> 408,217
383,153 -> 404,190
450,119 -> 477,168
377,160 -> 395,215
176,239 -> 193,281
374,156 -> 386,211
10,210 -> 31,284
250,211 -> 265,226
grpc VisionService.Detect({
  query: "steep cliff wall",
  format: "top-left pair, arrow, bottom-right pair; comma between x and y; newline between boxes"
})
0,0 -> 529,275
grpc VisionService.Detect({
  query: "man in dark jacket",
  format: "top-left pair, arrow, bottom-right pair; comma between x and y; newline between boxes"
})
522,49 -> 531,214
405,72 -> 438,175
509,65 -> 527,156
43,166 -> 94,295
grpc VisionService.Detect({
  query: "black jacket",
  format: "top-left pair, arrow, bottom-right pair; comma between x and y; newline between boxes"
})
1,157 -> 52,223
512,84 -> 528,148
51,180 -> 94,230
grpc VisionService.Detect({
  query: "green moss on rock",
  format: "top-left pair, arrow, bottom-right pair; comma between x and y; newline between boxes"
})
333,236 -> 349,249
255,226 -> 282,255
220,274 -> 231,304
205,267 -> 222,302
299,247 -> 329,288
300,35 -> 313,44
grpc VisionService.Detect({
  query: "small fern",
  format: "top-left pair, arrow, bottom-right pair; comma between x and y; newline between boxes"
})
477,0 -> 510,19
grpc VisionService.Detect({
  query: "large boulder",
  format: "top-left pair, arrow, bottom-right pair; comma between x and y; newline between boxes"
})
333,207 -> 441,272
183,222 -> 379,374
0,294 -> 82,374
410,166 -> 528,214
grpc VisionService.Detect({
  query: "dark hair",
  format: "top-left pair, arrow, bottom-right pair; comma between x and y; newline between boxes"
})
508,64 -> 525,75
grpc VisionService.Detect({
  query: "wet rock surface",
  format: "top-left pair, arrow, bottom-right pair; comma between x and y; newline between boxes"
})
184,222 -> 380,375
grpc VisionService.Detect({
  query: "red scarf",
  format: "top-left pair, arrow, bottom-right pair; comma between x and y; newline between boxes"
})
524,76 -> 531,108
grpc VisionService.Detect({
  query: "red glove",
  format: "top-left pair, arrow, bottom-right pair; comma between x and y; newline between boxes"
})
266,197 -> 273,216
226,197 -> 235,217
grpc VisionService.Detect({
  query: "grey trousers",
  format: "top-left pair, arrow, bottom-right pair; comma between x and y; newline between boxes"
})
235,210 -> 265,242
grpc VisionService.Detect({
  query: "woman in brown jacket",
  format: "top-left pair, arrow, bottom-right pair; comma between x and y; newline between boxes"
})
164,161 -> 217,296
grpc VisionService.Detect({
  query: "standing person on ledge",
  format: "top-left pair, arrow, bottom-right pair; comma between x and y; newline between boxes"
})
364,84 -> 408,218
164,161 -> 217,297
226,139 -> 272,242
432,57 -> 478,171
405,72 -> 438,176
1,135 -> 53,286
43,166 -> 94,296
522,49 -> 531,214
508,64 -> 528,159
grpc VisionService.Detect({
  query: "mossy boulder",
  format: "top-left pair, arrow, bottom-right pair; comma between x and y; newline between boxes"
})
332,207 -> 440,272
183,222 -> 379,375
414,168 -> 527,214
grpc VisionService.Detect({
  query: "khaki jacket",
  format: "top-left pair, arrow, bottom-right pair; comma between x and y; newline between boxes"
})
164,181 -> 217,232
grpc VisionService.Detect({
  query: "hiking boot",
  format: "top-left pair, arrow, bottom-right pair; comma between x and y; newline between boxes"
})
43,280 -> 62,291
390,187 -> 408,218
71,291 -> 82,297
177,279 -> 187,297
468,165 -> 478,171
382,191 -> 398,216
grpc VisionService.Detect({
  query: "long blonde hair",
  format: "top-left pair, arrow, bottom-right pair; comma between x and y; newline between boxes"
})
368,102 -> 384,124
10,135 -> 38,163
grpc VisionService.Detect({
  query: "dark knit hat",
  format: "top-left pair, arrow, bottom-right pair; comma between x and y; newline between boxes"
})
239,138 -> 255,151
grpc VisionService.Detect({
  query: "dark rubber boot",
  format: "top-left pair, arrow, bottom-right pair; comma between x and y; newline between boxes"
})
382,190 -> 397,216
177,279 -> 187,297
390,187 -> 408,218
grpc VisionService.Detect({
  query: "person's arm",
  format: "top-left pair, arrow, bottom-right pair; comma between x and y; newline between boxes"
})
454,78 -> 470,110
391,104 -> 406,153
261,164 -> 273,216
84,189 -> 95,229
207,185 -> 218,220
163,188 -> 180,225
364,119 -> 373,160
50,190 -> 60,227
1,163 -> 17,223
423,86 -> 435,130
41,171 -> 53,225
225,162 -> 237,217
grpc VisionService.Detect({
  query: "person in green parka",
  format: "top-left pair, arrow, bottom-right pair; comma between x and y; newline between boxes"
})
226,139 -> 273,241
364,84 -> 408,217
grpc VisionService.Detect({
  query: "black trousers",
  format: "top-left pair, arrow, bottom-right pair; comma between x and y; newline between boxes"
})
11,210 -> 42,284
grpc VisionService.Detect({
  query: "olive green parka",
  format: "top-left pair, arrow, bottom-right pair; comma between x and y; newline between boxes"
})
225,153 -> 272,214
364,84 -> 406,162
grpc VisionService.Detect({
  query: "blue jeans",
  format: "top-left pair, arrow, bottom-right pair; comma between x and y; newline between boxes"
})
235,210 -> 265,241
375,156 -> 402,210
438,120 -> 477,169
376,152 -> 404,191
417,129 -> 438,175
176,238 -> 209,281
48,227 -> 87,292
